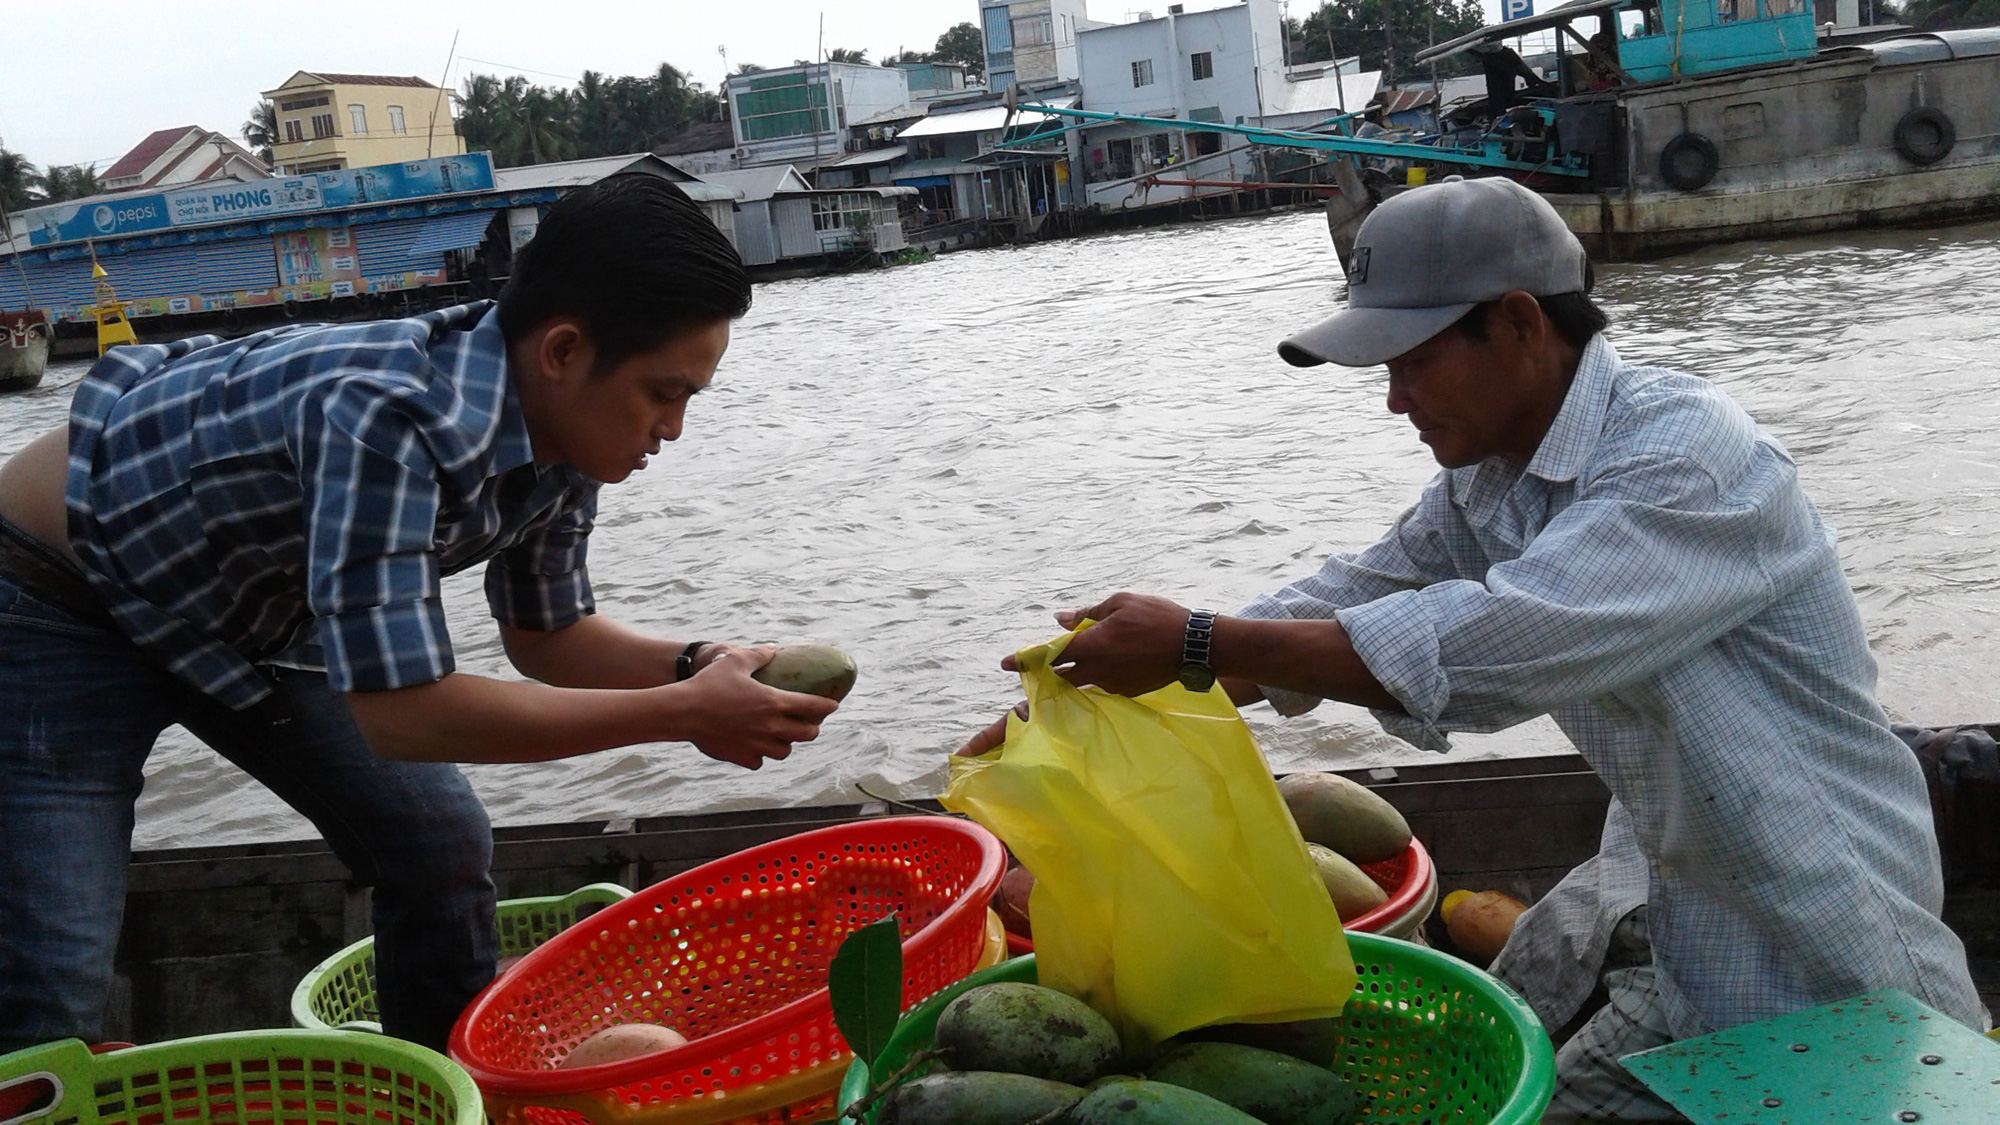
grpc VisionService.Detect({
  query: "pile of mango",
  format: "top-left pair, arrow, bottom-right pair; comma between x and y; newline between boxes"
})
1275,771 -> 1412,921
879,982 -> 1359,1125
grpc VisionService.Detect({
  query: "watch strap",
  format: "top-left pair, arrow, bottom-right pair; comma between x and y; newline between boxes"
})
676,641 -> 713,682
1182,608 -> 1217,672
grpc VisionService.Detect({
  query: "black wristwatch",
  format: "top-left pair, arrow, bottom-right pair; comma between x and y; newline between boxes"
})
1177,608 -> 1218,692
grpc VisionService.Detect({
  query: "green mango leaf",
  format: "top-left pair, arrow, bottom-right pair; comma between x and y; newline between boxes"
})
829,913 -> 904,1067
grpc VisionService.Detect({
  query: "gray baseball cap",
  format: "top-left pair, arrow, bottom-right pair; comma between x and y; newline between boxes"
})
1278,176 -> 1589,368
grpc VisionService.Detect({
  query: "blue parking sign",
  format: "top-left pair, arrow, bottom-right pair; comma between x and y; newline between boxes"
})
1502,0 -> 1533,18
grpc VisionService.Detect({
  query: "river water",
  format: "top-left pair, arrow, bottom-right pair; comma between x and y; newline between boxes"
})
8,209 -> 2000,850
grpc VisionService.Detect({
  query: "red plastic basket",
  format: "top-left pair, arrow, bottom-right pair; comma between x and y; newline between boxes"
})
448,816 -> 1006,1125
1001,837 -> 1435,956
1346,837 -> 1435,934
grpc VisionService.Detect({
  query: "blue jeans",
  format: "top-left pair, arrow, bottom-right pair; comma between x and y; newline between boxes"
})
0,569 -> 497,1052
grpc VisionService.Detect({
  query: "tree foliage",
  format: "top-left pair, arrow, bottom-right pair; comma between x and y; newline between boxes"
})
457,63 -> 725,168
37,164 -> 101,203
825,47 -> 871,64
0,142 -> 102,210
933,22 -> 986,78
1287,0 -> 1486,81
0,143 -> 37,214
242,100 -> 278,166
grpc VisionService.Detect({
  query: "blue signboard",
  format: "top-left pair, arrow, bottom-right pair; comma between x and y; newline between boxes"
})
22,153 -> 496,247
1502,0 -> 1534,20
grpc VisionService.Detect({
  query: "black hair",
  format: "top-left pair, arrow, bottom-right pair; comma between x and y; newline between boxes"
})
497,173 -> 752,370
1451,261 -> 1609,351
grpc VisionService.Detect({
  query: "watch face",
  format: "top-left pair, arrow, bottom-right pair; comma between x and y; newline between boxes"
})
1177,661 -> 1216,692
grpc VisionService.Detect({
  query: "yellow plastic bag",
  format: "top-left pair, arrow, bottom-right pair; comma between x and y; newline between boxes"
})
943,625 -> 1358,1049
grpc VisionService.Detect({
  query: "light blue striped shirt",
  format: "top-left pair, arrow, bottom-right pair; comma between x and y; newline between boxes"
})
1241,336 -> 1984,1037
66,303 -> 600,711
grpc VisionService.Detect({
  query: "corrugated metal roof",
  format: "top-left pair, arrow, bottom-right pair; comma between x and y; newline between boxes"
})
896,97 -> 1078,138
828,145 -> 908,167
696,165 -> 813,202
491,155 -> 739,202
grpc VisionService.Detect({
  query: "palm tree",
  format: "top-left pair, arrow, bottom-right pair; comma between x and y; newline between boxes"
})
0,143 -> 38,213
241,100 -> 278,166
36,164 -> 101,203
826,47 -> 870,64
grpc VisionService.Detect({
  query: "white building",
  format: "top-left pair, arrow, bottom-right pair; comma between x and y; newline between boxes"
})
980,0 -> 1105,89
100,126 -> 269,193
1074,0 -> 1377,210
725,62 -> 914,172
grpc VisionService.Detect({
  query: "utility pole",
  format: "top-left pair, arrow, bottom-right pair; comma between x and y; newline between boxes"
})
1325,4 -> 1347,111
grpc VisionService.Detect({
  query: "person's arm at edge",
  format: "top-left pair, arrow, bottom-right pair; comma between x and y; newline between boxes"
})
500,615 -> 704,688
345,647 -> 834,767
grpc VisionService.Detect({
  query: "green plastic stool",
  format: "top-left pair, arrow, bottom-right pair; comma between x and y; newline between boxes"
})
1621,988 -> 2000,1123
290,882 -> 630,1032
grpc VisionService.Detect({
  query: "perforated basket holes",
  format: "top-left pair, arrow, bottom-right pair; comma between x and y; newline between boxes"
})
87,1054 -> 462,1125
310,954 -> 382,1026
1333,955 -> 1522,1120
463,825 -> 999,1116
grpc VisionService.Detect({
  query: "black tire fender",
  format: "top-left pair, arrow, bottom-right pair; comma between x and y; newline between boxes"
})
1658,132 -> 1719,191
1893,106 -> 1955,166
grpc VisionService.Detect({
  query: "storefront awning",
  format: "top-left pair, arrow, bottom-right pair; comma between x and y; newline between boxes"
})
404,210 -> 497,257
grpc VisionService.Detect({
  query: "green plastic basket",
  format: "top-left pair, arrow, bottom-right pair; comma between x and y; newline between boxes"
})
835,932 -> 1555,1124
291,883 -> 631,1033
0,1029 -> 481,1125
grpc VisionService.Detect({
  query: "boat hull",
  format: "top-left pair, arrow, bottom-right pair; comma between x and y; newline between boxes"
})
1564,41 -> 2000,257
0,310 -> 49,393
98,745 -> 1999,1044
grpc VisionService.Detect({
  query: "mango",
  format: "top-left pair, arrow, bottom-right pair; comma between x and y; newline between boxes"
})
557,1022 -> 688,1068
1144,1042 -> 1359,1125
1308,843 -> 1388,920
934,981 -> 1121,1086
994,863 -> 1035,938
1067,1079 -> 1265,1124
751,643 -> 857,701
1277,771 -> 1412,864
1442,889 -> 1528,964
877,1071 -> 1085,1125
1165,1017 -> 1341,1067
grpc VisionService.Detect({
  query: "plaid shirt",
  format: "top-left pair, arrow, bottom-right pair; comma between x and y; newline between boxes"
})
1240,336 -> 1985,1038
66,303 -> 600,711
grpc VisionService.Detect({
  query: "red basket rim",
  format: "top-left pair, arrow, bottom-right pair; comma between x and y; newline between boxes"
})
447,815 -> 1006,1095
1345,837 -> 1434,932
1001,837 -> 1432,956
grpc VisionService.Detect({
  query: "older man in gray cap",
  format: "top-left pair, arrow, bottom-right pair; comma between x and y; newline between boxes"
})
966,176 -> 1985,1120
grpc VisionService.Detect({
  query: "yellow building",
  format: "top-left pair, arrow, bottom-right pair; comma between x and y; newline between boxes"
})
263,71 -> 466,174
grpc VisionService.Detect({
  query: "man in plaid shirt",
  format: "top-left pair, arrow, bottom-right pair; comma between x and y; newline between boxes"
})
0,176 -> 837,1051
967,178 -> 1986,1119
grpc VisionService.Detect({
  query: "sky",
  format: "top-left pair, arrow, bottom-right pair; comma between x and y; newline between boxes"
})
0,0 -> 1504,175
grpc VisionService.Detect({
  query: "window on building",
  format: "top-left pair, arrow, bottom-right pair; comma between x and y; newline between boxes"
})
1191,131 -> 1223,156
348,105 -> 368,134
279,94 -> 330,112
389,105 -> 407,134
1191,51 -> 1214,80
1012,13 -> 1053,46
810,194 -> 874,232
1105,137 -> 1135,177
990,68 -> 1016,91
1132,59 -> 1155,87
311,112 -> 336,138
735,71 -> 833,141
283,119 -> 305,143
297,159 -> 345,172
